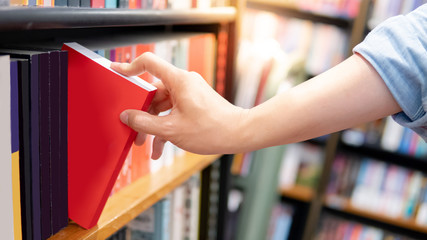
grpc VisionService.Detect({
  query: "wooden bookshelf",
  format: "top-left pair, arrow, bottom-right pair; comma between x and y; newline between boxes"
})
280,185 -> 314,202
49,153 -> 221,240
324,196 -> 427,234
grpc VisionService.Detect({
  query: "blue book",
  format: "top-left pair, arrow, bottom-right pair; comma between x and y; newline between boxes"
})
105,0 -> 117,8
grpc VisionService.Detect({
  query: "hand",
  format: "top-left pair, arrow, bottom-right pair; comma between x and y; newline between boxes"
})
111,52 -> 247,159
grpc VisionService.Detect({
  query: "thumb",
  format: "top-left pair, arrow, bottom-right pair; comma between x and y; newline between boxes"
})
120,109 -> 164,137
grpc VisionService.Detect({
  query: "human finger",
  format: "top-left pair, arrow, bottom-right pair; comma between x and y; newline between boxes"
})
111,52 -> 181,87
151,136 -> 166,160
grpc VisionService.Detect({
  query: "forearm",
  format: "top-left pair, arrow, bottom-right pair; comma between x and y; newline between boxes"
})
234,54 -> 401,152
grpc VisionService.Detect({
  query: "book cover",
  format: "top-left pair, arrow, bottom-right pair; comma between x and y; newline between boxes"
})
0,55 -> 14,239
62,42 -> 156,229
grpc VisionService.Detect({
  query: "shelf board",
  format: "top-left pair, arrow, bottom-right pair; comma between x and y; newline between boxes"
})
246,0 -> 351,28
325,196 -> 427,234
0,6 -> 236,31
49,152 -> 221,240
280,185 -> 314,202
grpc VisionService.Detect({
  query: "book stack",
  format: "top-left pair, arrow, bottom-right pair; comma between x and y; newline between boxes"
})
107,173 -> 202,240
6,0 -> 228,9
0,49 -> 69,240
316,214 -> 417,240
326,152 -> 427,224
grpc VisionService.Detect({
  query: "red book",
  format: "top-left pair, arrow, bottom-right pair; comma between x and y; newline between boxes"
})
61,42 -> 156,229
91,0 -> 105,8
188,34 -> 215,87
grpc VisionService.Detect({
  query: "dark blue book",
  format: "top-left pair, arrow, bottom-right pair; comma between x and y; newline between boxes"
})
58,50 -> 69,232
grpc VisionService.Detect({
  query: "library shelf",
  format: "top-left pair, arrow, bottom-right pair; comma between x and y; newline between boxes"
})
324,196 -> 427,234
246,0 -> 351,28
49,152 -> 221,240
0,6 -> 236,31
280,185 -> 314,202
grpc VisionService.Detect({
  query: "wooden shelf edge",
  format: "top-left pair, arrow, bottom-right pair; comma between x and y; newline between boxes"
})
324,196 -> 427,234
279,185 -> 314,202
0,7 -> 236,31
49,153 -> 221,240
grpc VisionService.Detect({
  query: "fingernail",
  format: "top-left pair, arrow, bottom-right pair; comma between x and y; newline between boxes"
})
120,111 -> 129,125
111,62 -> 120,69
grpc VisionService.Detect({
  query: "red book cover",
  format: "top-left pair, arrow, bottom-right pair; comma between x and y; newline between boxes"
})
61,42 -> 156,229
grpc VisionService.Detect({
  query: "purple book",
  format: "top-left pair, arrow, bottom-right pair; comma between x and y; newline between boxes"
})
58,50 -> 69,232
38,52 -> 52,240
49,50 -> 69,235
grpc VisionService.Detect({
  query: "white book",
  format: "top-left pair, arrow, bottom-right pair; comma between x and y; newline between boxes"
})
381,116 -> 404,152
278,144 -> 301,188
0,55 -> 14,240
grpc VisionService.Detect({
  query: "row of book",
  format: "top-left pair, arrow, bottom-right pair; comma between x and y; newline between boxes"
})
279,142 -> 324,190
0,32 -> 217,239
315,214 -> 417,240
0,48 -> 69,240
3,0 -> 228,8
107,173 -> 202,240
274,0 -> 362,18
342,116 -> 427,158
326,152 -> 427,225
234,8 -> 348,111
368,0 -> 426,29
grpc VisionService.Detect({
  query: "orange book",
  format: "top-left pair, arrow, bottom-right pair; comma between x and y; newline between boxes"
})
136,43 -> 155,83
61,42 -> 156,229
188,34 -> 215,87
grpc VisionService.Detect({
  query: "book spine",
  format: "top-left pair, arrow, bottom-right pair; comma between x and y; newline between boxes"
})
54,0 -> 67,6
67,0 -> 79,6
39,52 -> 52,240
30,54 -> 42,240
17,59 -> 33,240
80,0 -> 90,7
57,50 -> 69,232
11,60 -> 23,240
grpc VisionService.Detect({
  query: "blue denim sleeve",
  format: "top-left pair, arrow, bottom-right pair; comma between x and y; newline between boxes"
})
353,4 -> 427,140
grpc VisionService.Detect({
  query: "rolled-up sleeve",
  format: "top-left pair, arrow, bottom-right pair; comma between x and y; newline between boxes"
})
353,4 -> 427,140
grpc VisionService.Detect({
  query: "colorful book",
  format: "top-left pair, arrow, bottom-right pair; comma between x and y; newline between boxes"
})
0,55 -> 14,240
10,59 -> 22,240
62,42 -> 156,229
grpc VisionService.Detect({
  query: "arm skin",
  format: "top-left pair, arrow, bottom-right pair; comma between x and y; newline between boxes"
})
111,52 -> 401,159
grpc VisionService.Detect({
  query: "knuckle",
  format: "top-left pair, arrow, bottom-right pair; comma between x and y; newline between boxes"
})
127,113 -> 145,131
